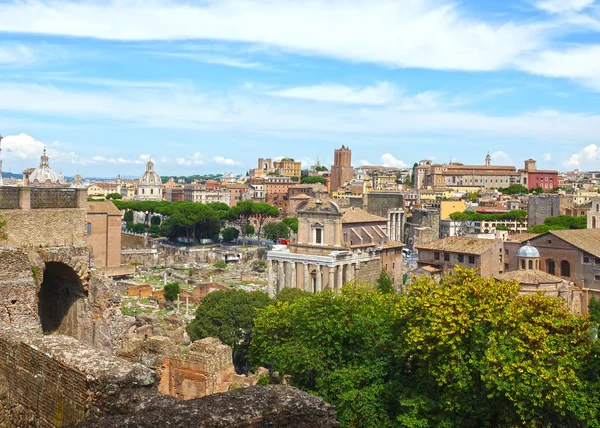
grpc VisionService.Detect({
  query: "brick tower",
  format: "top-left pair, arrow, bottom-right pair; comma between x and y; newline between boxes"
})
331,145 -> 353,192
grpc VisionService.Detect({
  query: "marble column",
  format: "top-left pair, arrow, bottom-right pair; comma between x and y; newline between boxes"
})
336,265 -> 343,292
277,260 -> 284,293
267,260 -> 274,297
284,261 -> 291,288
328,267 -> 335,291
303,263 -> 310,292
291,262 -> 297,289
315,265 -> 322,292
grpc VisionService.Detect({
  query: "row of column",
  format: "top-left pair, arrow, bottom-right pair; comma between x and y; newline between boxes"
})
267,260 -> 359,297
387,210 -> 405,242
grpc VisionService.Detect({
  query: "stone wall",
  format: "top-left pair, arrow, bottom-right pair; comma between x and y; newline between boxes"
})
0,208 -> 86,248
121,249 -> 159,267
121,232 -> 148,249
355,259 -> 381,284
364,192 -> 404,218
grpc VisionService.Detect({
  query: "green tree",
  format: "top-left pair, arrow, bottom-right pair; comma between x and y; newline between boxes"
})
301,176 -> 327,185
163,282 -> 180,302
282,217 -> 299,234
275,287 -> 310,304
252,202 -> 280,246
245,223 -> 255,236
263,221 -> 290,242
213,260 -> 227,271
132,223 -> 148,234
251,284 -> 400,427
187,290 -> 271,371
124,210 -> 134,223
221,227 -> 240,243
228,201 -> 254,245
251,260 -> 267,272
125,220 -> 134,230
590,296 -> 600,324
530,186 -> 544,194
315,165 -> 328,172
105,192 -> 123,200
148,224 -> 161,236
376,269 -> 394,293
528,215 -> 587,233
150,215 -> 161,225
499,184 -> 528,195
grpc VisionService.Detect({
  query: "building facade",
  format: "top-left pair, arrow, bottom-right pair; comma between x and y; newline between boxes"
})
136,159 -> 162,201
330,145 -> 354,192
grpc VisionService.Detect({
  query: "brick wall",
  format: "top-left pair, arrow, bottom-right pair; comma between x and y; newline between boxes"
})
0,209 -> 86,248
355,259 -> 381,284
121,232 -> 148,249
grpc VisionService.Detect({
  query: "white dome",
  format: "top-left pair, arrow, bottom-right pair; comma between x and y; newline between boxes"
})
138,159 -> 161,186
516,242 -> 540,258
29,149 -> 59,185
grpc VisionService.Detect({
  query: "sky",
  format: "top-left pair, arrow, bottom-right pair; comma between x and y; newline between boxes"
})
2,0 -> 600,177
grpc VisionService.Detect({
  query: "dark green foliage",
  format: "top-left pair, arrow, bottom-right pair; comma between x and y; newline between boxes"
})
221,227 -> 240,242
450,210 -> 527,222
251,260 -> 267,272
245,224 -> 255,236
263,221 -> 290,241
148,224 -> 161,236
125,221 -> 134,230
187,290 -> 271,371
105,192 -> 123,200
132,223 -> 148,234
150,215 -> 161,225
163,282 -> 180,301
124,210 -> 134,223
528,215 -> 587,233
315,165 -> 328,172
376,269 -> 394,293
301,176 -> 327,185
590,296 -> 600,324
499,184 -> 528,195
213,260 -> 227,271
530,186 -> 545,194
495,224 -> 509,230
282,217 -> 298,233
275,287 -> 310,304
291,176 -> 299,182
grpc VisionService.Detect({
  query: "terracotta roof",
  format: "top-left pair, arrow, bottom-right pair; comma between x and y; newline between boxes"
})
416,237 -> 498,255
494,270 -> 564,285
506,233 -> 540,243
383,240 -> 405,249
289,194 -> 312,200
87,200 -> 121,216
548,229 -> 600,258
341,207 -> 387,224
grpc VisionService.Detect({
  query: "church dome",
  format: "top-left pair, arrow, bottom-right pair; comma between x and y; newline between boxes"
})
516,242 -> 540,258
29,148 -> 59,185
138,158 -> 161,186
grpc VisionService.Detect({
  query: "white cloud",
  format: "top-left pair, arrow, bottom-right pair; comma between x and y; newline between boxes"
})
0,0 -> 544,72
268,82 -> 396,105
1,133 -> 46,160
0,44 -> 35,65
176,152 -> 205,166
380,153 -> 407,168
543,152 -> 552,161
490,150 -> 513,165
564,144 -> 600,169
535,0 -> 594,13
213,156 -> 240,166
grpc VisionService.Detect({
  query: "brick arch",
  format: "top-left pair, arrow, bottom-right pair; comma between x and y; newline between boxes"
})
37,250 -> 91,292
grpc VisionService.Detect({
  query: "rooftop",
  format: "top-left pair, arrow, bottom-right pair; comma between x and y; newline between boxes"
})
341,207 -> 387,224
416,237 -> 498,255
494,270 -> 565,285
87,200 -> 121,216
548,229 -> 600,259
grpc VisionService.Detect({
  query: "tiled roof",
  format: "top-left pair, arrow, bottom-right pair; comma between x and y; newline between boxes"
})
549,229 -> 600,258
341,207 -> 387,224
383,240 -> 405,249
494,270 -> 564,285
506,233 -> 540,243
87,200 -> 121,215
416,237 -> 498,255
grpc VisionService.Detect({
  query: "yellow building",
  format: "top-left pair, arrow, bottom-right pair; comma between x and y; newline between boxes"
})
274,158 -> 302,179
439,200 -> 467,220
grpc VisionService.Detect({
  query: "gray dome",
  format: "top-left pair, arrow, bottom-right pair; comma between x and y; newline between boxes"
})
29,148 -> 59,185
138,158 -> 161,186
516,242 -> 540,258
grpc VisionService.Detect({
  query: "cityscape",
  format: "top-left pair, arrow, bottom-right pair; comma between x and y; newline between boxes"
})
2,0 -> 600,427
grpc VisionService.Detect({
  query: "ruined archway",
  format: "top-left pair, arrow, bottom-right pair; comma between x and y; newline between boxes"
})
38,262 -> 87,337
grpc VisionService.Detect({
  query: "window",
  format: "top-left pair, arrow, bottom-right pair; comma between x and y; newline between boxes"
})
505,249 -> 509,255
86,223 -> 92,234
444,253 -> 450,262
596,275 -> 600,281
548,239 -> 552,244
528,260 -> 533,270
434,252 -> 440,260
560,260 -> 570,277
315,228 -> 323,244
458,254 -> 464,263
505,263 -> 509,270
521,259 -> 526,270
468,255 -> 475,264
584,256 -> 591,264
595,258 -> 600,265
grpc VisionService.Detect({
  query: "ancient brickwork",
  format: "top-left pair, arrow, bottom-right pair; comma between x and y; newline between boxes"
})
0,248 -> 38,328
354,259 -> 381,284
0,326 -> 156,428
121,232 -> 148,249
0,208 -> 86,248
121,249 -> 158,267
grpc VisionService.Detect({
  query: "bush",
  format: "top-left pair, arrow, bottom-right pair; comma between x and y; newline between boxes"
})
132,223 -> 148,234
221,227 -> 240,242
164,282 -> 180,301
251,260 -> 267,272
213,260 -> 227,271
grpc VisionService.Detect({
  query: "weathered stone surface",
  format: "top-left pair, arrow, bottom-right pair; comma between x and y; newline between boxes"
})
80,385 -> 339,428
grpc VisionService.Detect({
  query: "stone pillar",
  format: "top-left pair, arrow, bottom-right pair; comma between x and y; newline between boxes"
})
291,262 -> 297,289
277,261 -> 285,293
336,265 -> 343,292
315,265 -> 322,292
19,187 -> 31,210
267,260 -> 274,297
284,261 -> 291,288
391,213 -> 397,241
303,263 -> 310,292
354,262 -> 360,281
328,267 -> 335,291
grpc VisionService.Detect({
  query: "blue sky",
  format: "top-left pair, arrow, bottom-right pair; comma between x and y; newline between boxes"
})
2,0 -> 600,177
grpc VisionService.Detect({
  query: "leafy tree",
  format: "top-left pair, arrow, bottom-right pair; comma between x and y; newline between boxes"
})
251,202 -> 280,246
245,223 -> 255,236
315,165 -> 328,172
275,287 -> 310,304
105,192 -> 123,200
499,184 -> 528,195
376,269 -> 394,293
132,223 -> 148,234
291,176 -> 299,182
126,221 -> 134,230
213,260 -> 227,271
528,215 -> 587,233
150,215 -> 161,226
450,210 -> 527,222
163,282 -> 180,302
590,296 -> 600,324
221,227 -> 240,243
251,284 -> 400,427
124,210 -> 134,223
263,221 -> 290,242
301,176 -> 327,185
148,224 -> 161,236
530,186 -> 544,194
228,201 -> 254,245
282,217 -> 299,234
0,214 -> 7,241
187,290 -> 271,371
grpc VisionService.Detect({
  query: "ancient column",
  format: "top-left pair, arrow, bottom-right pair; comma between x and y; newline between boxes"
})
336,265 -> 343,292
391,213 -> 396,241
267,260 -> 274,297
291,262 -> 297,289
303,263 -> 310,292
277,260 -> 285,293
315,265 -> 322,292
328,267 -> 335,291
